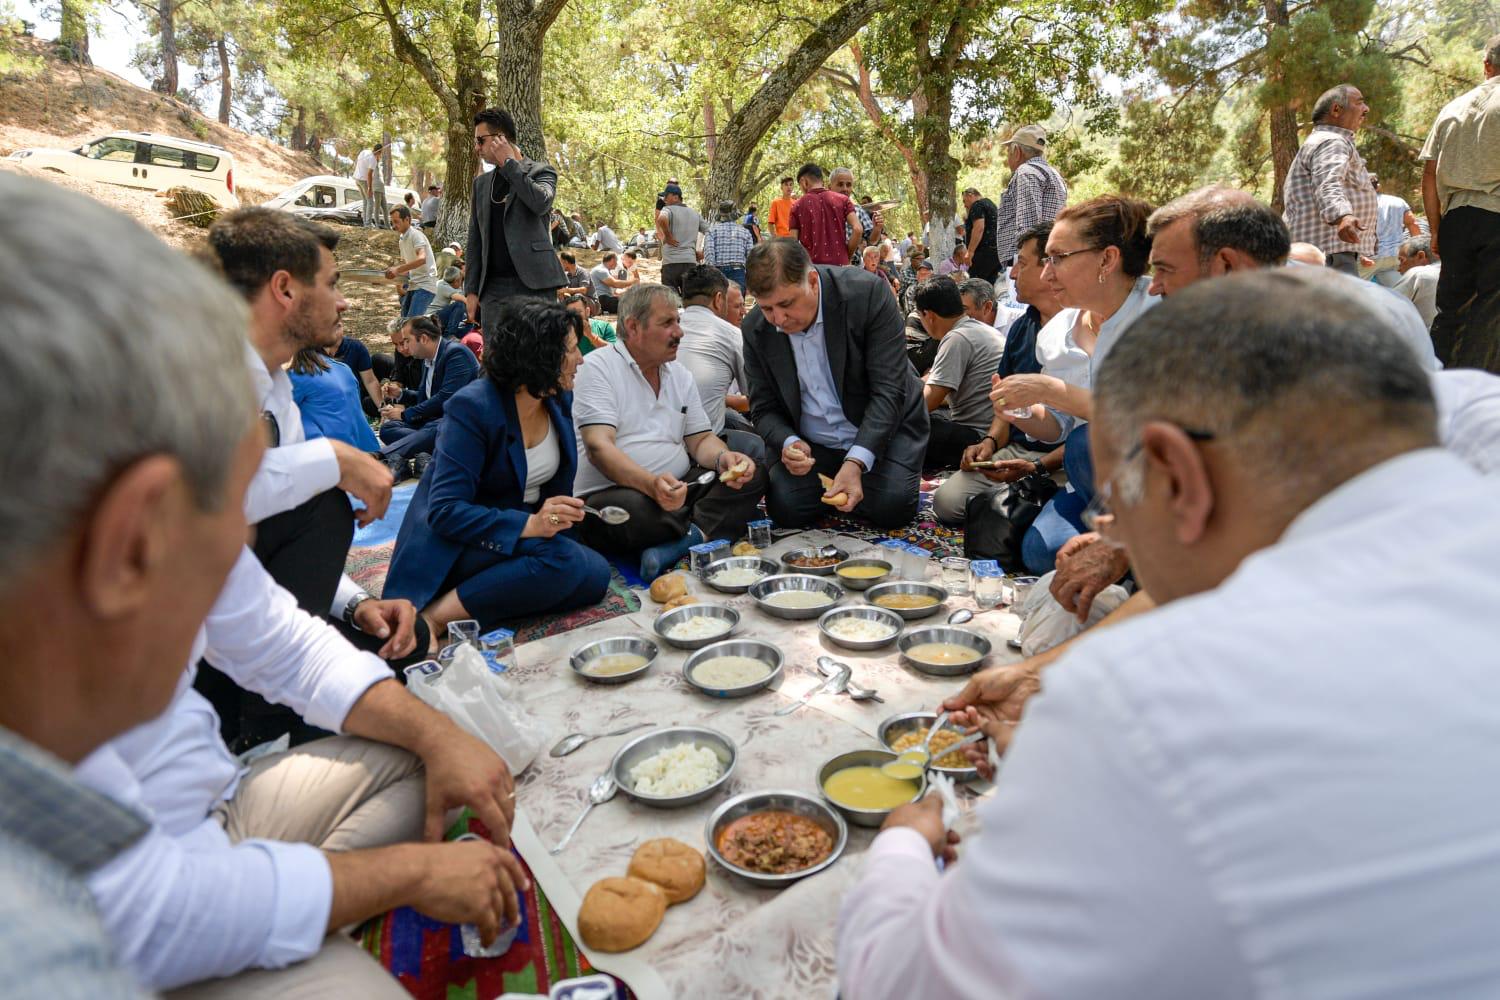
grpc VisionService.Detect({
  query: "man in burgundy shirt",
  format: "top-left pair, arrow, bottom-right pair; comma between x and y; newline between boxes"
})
789,163 -> 861,266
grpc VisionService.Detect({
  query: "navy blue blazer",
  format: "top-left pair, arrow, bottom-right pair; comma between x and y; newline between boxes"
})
398,336 -> 479,428
384,378 -> 578,611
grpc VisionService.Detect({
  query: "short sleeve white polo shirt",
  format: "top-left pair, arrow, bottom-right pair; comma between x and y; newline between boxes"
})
572,341 -> 712,496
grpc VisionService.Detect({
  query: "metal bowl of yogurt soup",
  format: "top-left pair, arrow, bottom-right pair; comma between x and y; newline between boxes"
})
817,605 -> 903,651
682,639 -> 784,698
897,625 -> 991,676
653,602 -> 740,649
749,574 -> 843,620
863,581 -> 948,621
702,555 -> 780,594
569,635 -> 659,685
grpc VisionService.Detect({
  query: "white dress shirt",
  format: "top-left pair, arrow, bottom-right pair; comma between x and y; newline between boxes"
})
243,341 -> 366,615
1326,269 -> 1440,371
779,286 -> 879,471
839,449 -> 1500,999
1433,368 -> 1500,474
74,548 -> 391,990
675,304 -> 747,436
1395,262 -> 1441,328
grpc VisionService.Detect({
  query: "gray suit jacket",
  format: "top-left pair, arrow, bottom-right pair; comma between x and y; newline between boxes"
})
464,157 -> 567,295
741,265 -> 929,473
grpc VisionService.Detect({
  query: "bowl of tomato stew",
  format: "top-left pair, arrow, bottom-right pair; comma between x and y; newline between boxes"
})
704,790 -> 848,888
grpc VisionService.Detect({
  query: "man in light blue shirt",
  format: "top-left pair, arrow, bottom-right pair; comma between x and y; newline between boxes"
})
741,238 -> 930,528
1367,175 -> 1420,287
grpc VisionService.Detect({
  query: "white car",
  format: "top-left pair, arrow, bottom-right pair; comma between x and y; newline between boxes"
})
263,174 -> 420,224
8,130 -> 239,207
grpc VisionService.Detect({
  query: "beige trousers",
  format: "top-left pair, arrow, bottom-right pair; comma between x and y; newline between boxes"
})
930,442 -> 1053,524
168,737 -> 425,1000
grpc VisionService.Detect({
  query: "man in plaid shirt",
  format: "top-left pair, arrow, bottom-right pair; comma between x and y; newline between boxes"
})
1283,84 -> 1377,275
705,199 -> 756,292
994,125 -> 1069,270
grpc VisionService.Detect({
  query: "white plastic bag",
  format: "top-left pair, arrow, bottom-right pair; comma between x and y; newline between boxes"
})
1016,569 -> 1129,658
405,644 -> 546,773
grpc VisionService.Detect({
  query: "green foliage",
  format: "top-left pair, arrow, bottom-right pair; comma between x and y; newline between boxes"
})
1107,93 -> 1226,204
0,5 -> 42,77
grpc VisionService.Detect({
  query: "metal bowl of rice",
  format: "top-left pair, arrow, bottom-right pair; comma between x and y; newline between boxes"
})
817,605 -> 903,651
611,726 -> 738,807
653,602 -> 740,649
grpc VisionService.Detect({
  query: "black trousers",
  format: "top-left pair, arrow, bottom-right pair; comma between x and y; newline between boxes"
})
923,413 -> 982,471
194,488 -> 429,749
580,442 -> 768,553
1431,205 -> 1500,373
479,277 -> 559,327
598,293 -> 620,314
969,259 -> 1001,284
661,262 -> 694,292
767,440 -> 919,530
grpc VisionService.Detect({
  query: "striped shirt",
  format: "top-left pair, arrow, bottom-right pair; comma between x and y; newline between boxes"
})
704,220 -> 755,269
994,156 -> 1068,265
1283,125 -> 1377,256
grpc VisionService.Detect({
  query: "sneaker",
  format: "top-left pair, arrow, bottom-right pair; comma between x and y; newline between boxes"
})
411,453 -> 432,479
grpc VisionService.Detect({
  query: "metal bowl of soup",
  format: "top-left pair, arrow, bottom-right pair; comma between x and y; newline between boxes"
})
897,625 -> 991,676
748,574 -> 843,620
682,639 -> 784,698
832,557 -> 895,590
702,556 -> 780,594
817,748 -> 927,827
568,635 -> 659,685
863,581 -> 948,620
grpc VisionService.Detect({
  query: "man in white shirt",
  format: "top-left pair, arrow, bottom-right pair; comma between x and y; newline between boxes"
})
839,269 -> 1500,998
588,251 -> 637,314
592,221 -> 624,253
1395,234 -> 1441,328
674,264 -> 752,437
387,205 -> 441,319
205,208 -> 426,748
353,143 -> 384,229
419,183 -> 441,230
573,283 -> 764,580
0,172 -> 258,1000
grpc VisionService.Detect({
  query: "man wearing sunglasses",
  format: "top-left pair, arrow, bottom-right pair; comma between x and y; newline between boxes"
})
463,107 -> 567,326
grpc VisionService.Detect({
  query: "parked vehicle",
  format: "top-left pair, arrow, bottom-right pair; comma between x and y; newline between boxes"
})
8,131 -> 239,207
262,174 -> 419,225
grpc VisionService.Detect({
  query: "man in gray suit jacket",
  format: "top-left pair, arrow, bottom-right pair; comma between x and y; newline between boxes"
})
464,107 -> 567,324
742,238 -> 929,528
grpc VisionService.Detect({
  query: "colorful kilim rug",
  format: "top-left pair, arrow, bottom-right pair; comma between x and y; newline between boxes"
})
357,815 -> 633,1000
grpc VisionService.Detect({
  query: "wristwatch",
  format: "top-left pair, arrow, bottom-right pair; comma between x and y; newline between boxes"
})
1032,460 -> 1047,476
342,591 -> 374,626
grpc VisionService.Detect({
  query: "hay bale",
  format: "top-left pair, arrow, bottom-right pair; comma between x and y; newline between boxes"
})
164,186 -> 219,228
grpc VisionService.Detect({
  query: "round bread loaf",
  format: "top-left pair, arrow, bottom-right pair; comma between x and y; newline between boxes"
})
627,838 -> 706,904
660,594 -> 698,612
577,877 -> 666,952
649,573 -> 687,603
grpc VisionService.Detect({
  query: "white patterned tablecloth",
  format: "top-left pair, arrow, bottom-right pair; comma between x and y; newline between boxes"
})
506,531 -> 1022,999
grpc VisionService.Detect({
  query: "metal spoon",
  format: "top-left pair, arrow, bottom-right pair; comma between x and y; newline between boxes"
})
923,711 -> 952,759
947,608 -> 974,625
549,721 -> 651,758
550,773 -> 617,854
689,469 -> 717,486
818,656 -> 883,703
583,504 -> 630,525
817,544 -> 842,559
775,665 -> 849,716
880,731 -> 990,780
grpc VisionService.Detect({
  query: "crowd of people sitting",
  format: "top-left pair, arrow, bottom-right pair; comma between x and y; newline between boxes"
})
4,50 -> 1500,997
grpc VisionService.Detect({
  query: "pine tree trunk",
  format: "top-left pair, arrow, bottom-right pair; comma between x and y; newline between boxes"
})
216,37 -> 231,124
705,0 -> 884,210
1263,0 -> 1297,212
59,0 -> 91,65
154,0 -> 179,95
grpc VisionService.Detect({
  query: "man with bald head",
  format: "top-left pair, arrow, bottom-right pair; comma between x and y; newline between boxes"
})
837,270 -> 1500,997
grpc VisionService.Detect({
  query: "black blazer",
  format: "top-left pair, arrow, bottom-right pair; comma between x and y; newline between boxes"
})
741,265 -> 929,472
464,158 -> 568,295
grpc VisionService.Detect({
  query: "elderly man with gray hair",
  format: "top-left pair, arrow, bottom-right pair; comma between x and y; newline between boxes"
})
0,173 -> 258,998
1283,83 -> 1377,275
838,269 -> 1500,998
572,283 -> 765,580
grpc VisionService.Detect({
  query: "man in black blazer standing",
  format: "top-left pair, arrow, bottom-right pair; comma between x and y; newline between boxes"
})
742,238 -> 929,528
464,107 -> 567,324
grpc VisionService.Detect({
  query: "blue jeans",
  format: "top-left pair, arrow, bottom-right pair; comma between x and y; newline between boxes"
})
718,265 -> 747,292
1020,424 -> 1094,574
401,288 -> 435,320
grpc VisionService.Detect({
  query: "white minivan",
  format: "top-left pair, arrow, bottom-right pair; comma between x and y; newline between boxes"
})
8,131 -> 239,207
262,174 -> 420,222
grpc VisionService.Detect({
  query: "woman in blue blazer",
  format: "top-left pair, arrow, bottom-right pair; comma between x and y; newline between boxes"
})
384,300 -> 610,638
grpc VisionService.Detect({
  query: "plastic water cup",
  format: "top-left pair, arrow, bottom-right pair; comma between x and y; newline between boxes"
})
447,619 -> 480,648
747,519 -> 773,550
455,835 -> 521,956
940,556 -> 971,595
970,560 -> 1005,608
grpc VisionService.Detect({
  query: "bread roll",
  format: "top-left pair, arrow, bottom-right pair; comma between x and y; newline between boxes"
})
718,458 -> 750,484
649,573 -> 687,603
627,839 -> 706,904
577,877 -> 666,952
731,540 -> 760,557
660,594 -> 698,612
817,473 -> 848,506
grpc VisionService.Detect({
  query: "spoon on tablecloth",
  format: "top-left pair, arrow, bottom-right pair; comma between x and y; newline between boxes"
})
549,721 -> 651,758
817,656 -> 883,702
551,773 -> 617,854
946,608 -> 974,625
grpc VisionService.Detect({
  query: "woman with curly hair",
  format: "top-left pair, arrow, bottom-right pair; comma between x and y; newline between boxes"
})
384,299 -> 610,638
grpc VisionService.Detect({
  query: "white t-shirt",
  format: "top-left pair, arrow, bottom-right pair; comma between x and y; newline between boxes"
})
398,226 -> 439,295
354,149 -> 377,185
675,305 -> 747,436
522,422 -> 560,504
571,341 -> 712,496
